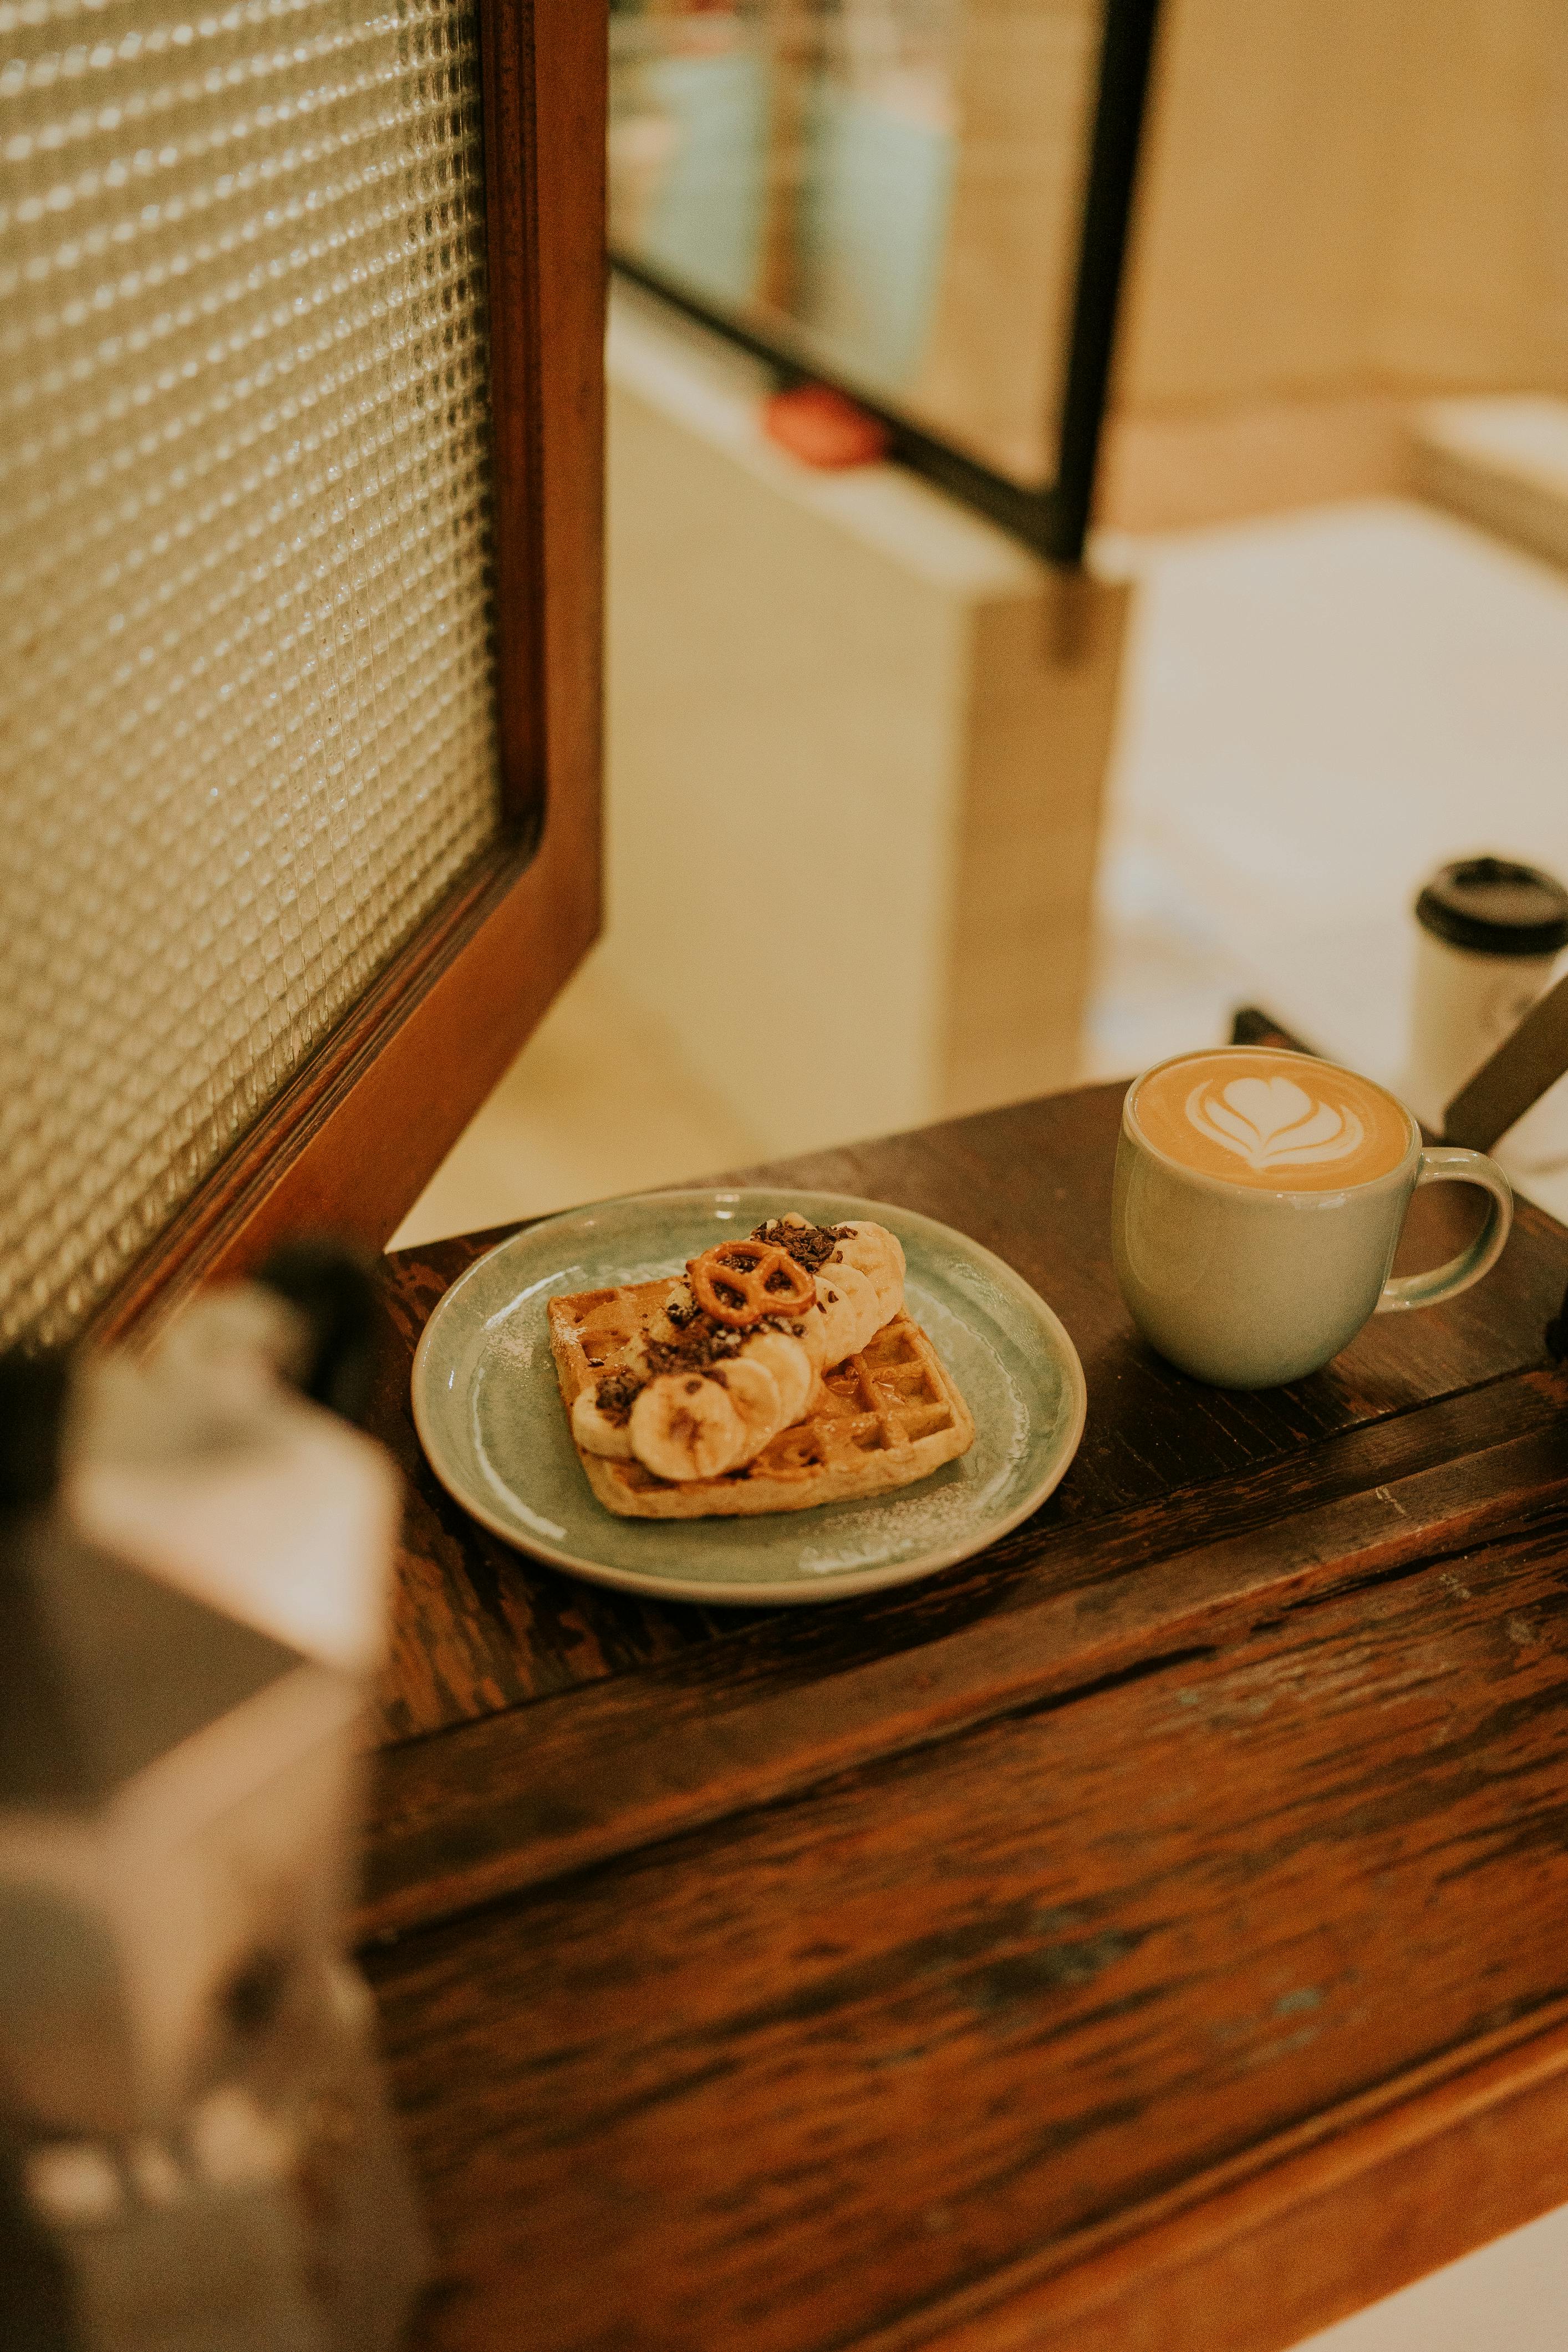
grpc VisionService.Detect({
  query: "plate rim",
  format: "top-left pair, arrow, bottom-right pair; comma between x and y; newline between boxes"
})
410,1187 -> 1087,1605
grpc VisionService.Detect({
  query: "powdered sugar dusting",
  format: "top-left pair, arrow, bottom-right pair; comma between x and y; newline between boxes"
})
793,1284 -> 1036,1575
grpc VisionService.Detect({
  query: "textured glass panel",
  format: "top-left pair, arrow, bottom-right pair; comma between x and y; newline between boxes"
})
0,0 -> 500,1346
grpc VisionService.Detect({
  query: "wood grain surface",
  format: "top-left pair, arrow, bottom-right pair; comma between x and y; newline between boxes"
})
362,1078 -> 1568,2352
370,1082 -> 1566,1740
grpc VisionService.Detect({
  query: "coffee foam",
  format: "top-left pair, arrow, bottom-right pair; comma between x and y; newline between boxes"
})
1131,1051 -> 1413,1192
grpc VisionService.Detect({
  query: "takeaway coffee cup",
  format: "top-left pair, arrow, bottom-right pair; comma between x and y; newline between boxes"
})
1407,855 -> 1568,1123
1113,1047 -> 1514,1388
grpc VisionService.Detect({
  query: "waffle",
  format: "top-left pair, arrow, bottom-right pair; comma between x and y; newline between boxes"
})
547,1279 -> 975,1519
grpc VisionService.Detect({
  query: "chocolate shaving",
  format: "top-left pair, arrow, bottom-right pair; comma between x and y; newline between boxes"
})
644,1314 -> 746,1381
750,1218 -> 854,1273
588,1280 -> 803,1431
591,1368 -> 645,1427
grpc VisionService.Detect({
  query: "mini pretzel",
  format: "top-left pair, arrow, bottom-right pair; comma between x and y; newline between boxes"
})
688,1240 -> 815,1328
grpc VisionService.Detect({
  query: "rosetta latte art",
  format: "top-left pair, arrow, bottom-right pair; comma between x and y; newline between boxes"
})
1133,1049 -> 1412,1192
1184,1076 -> 1365,1172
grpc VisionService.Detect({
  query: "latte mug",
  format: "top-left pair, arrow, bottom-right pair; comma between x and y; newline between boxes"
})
1113,1046 -> 1514,1388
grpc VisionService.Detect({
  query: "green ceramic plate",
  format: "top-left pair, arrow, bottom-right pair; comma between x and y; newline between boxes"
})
411,1188 -> 1086,1605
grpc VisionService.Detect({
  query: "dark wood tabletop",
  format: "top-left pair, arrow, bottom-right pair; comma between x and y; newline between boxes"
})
359,1080 -> 1568,2352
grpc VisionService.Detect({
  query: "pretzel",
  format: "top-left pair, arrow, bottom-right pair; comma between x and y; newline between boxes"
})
688,1240 -> 815,1328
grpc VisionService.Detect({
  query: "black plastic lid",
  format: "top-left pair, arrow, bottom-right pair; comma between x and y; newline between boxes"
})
1415,856 -> 1568,958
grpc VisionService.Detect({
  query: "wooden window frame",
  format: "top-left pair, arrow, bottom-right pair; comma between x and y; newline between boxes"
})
96,0 -> 606,1341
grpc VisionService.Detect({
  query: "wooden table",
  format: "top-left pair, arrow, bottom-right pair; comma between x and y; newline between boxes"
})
359,1081 -> 1568,2352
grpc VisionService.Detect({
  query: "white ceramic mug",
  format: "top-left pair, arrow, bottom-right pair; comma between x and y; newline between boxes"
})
1113,1047 -> 1514,1389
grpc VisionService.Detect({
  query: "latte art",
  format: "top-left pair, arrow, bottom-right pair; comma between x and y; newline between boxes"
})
1131,1050 -> 1413,1193
1185,1075 -> 1364,1172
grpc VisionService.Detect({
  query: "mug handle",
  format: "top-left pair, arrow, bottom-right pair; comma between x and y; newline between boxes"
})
1376,1146 -> 1514,1314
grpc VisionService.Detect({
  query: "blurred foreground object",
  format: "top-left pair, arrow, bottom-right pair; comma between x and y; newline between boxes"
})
1408,858 -> 1568,1167
0,1253 -> 425,2352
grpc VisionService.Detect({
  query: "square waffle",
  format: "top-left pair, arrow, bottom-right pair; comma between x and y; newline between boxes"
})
548,1279 -> 975,1519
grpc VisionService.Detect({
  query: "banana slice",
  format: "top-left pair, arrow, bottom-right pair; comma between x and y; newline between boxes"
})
788,1296 -> 829,1372
571,1388 -> 637,1460
837,1230 -> 889,1300
716,1355 -> 784,1460
851,1218 -> 905,1280
833,1260 -> 882,1352
814,1264 -> 879,1364
829,1239 -> 896,1321
834,1223 -> 904,1320
811,1271 -> 857,1365
630,1372 -> 745,1481
742,1330 -> 813,1427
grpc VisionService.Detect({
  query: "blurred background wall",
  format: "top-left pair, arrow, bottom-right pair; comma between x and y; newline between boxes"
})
1106,0 -> 1568,525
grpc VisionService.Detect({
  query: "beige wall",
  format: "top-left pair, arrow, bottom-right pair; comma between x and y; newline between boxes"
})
1377,0 -> 1568,392
910,0 -> 1103,485
1115,0 -> 1568,420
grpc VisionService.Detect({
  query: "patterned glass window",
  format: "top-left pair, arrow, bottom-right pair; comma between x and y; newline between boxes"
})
1,0 -> 501,1346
